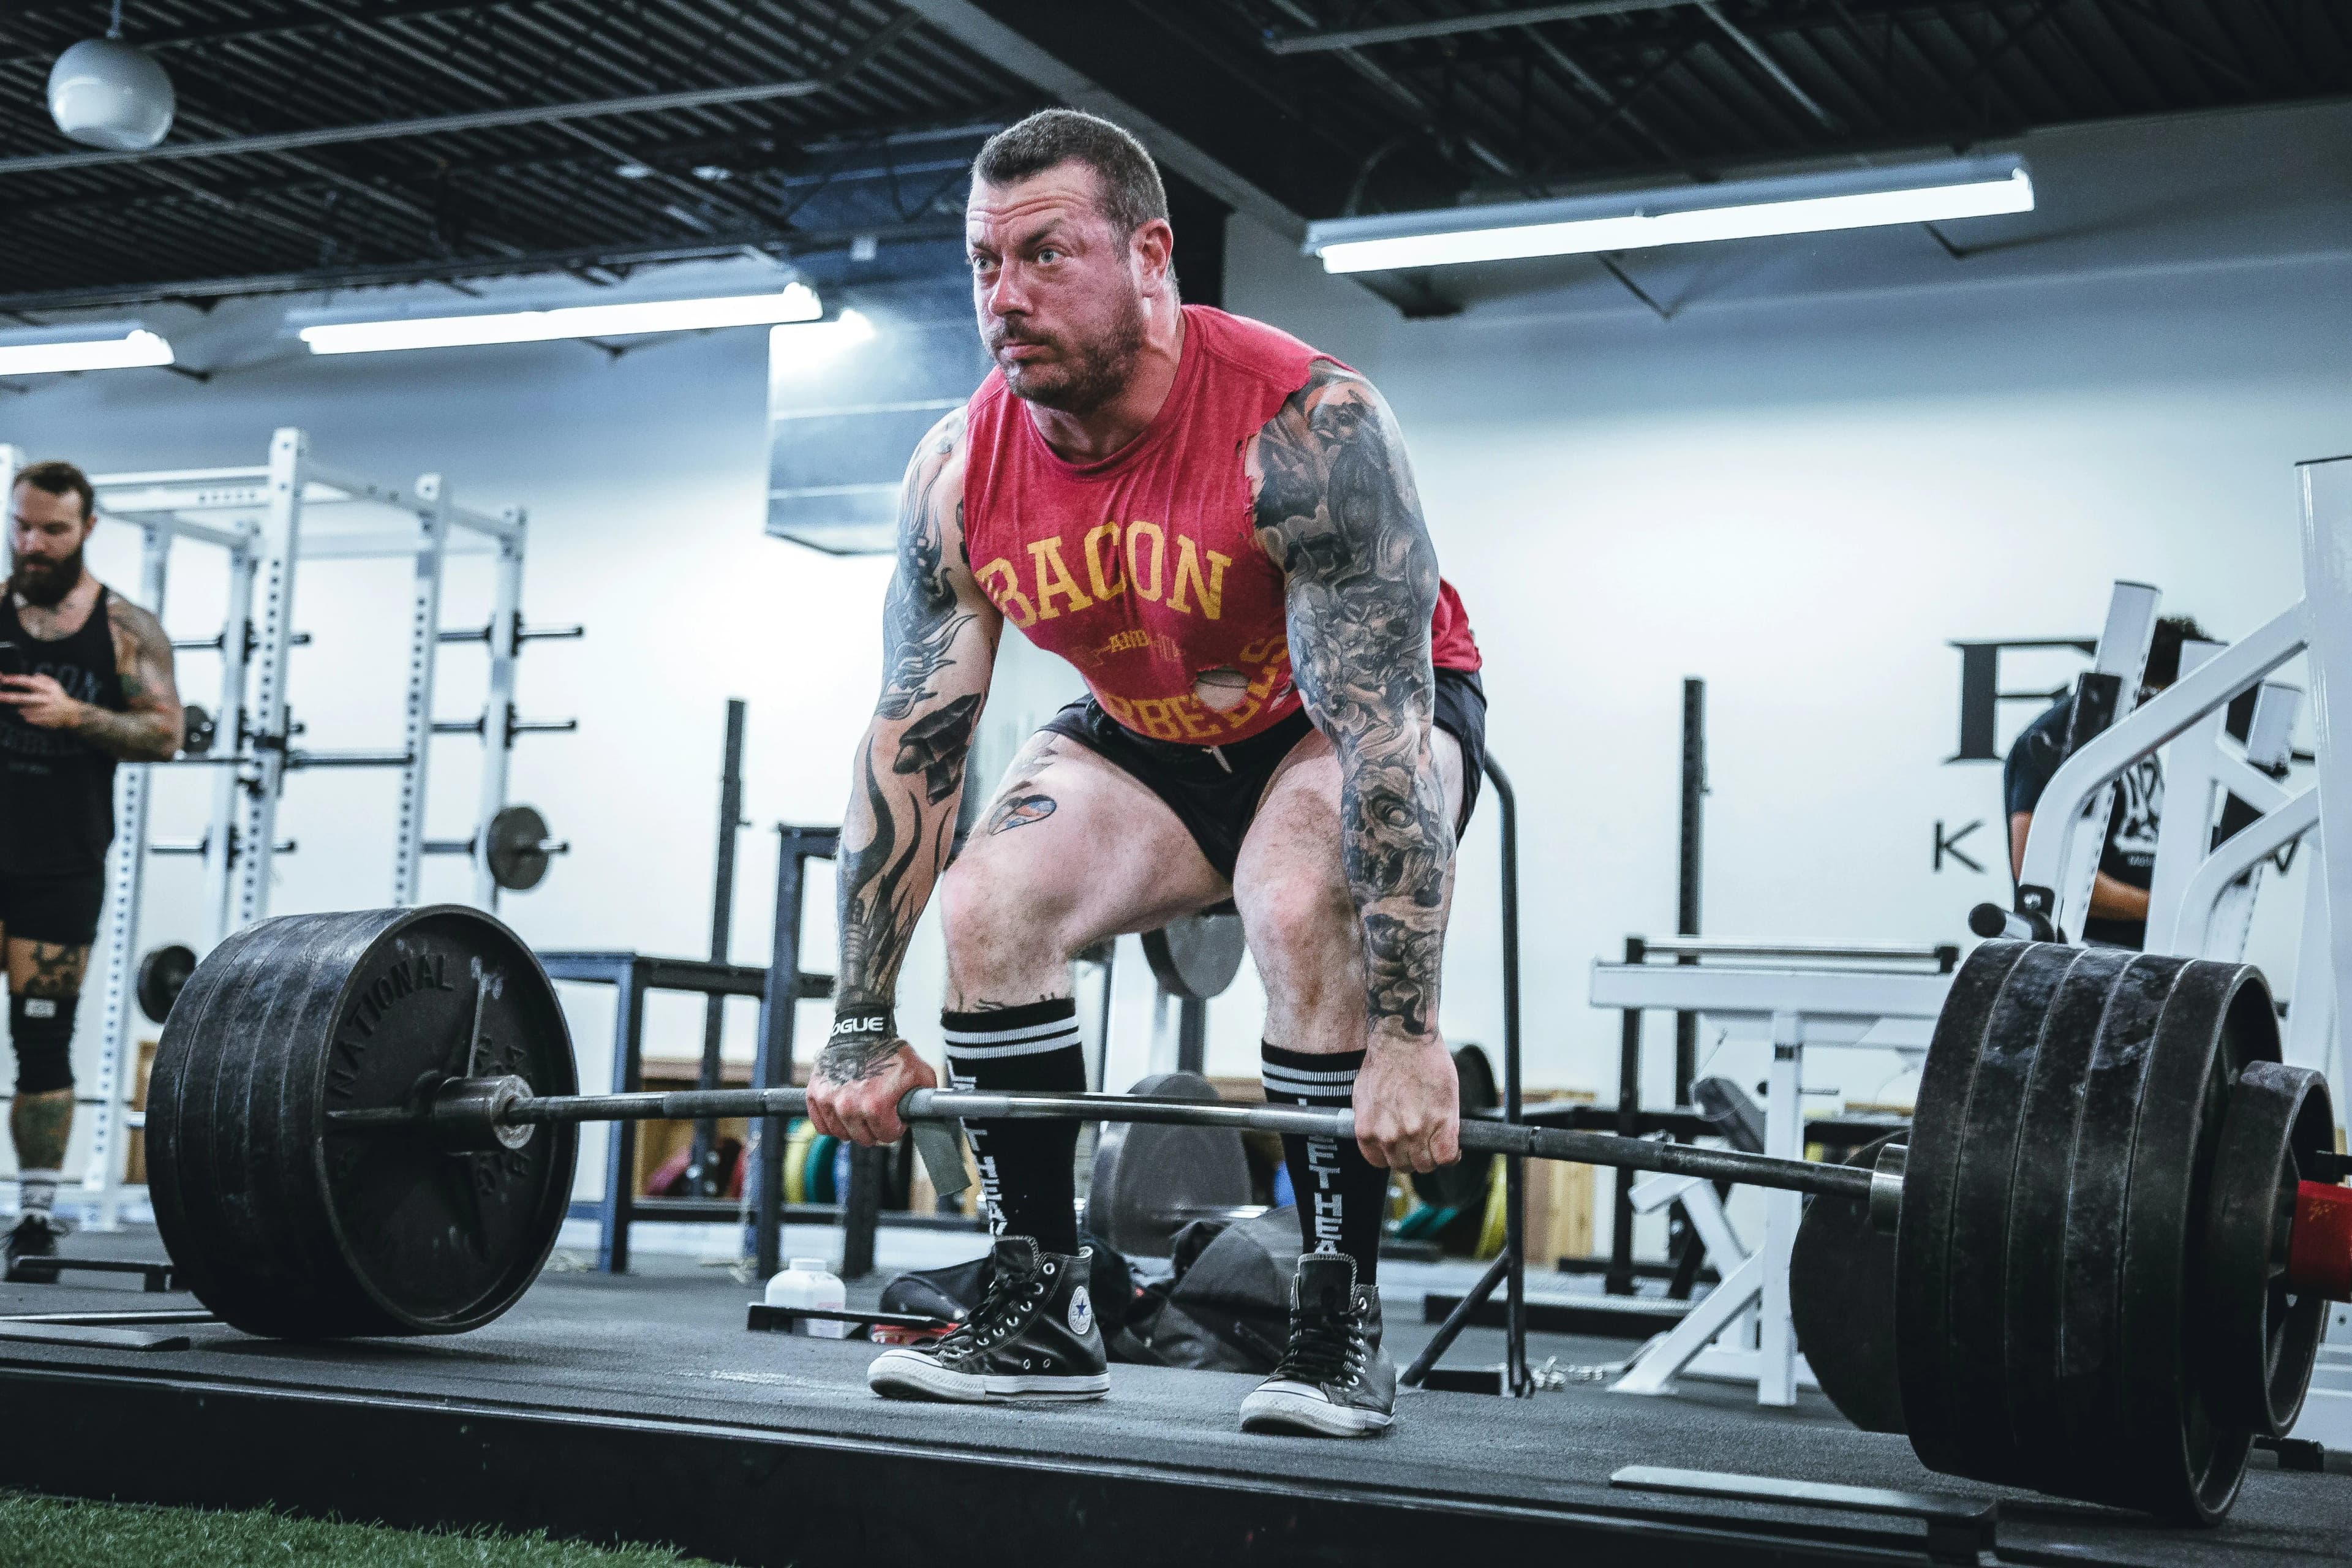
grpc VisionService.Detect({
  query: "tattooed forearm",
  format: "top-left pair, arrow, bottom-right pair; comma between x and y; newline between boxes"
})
1254,365 -> 1452,1041
834,409 -> 998,1019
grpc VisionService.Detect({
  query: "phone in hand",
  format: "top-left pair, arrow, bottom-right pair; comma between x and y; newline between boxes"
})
0,641 -> 24,679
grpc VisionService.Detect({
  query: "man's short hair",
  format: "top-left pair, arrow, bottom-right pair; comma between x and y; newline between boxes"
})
972,109 -> 1169,238
2145,614 -> 2209,688
14,460 -> 94,524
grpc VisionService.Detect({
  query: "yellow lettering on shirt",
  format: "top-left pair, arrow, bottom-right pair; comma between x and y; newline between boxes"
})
1125,520 -> 1166,603
977,559 -> 1036,628
1027,538 -> 1093,621
1080,521 -> 1126,601
1167,537 -> 1231,620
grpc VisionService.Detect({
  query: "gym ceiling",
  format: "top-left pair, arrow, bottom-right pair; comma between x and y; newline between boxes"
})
5,0 -> 2345,314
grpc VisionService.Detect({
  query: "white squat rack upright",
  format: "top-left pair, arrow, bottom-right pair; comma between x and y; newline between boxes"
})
0,428 -> 578,1227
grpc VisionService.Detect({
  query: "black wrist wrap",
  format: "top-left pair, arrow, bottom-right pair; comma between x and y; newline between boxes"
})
830,1008 -> 897,1047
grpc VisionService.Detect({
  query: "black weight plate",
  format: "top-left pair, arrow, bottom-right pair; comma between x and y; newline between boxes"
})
2113,962 -> 2277,1522
148,905 -> 578,1338
1999,944 -> 2134,1483
2199,1061 -> 2331,1437
1140,913 -> 1246,1000
1937,941 -> 2081,1480
1087,1071 -> 1251,1258
136,943 -> 197,1024
1791,1132 -> 1905,1435
486,805 -> 552,892
1894,938 -> 2029,1470
1413,1044 -> 1498,1210
2049,952 -> 2188,1508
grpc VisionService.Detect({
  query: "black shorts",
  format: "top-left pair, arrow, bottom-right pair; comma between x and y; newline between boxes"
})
0,868 -> 105,948
1041,667 -> 1488,882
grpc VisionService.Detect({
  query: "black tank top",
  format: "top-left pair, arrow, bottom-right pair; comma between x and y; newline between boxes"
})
0,585 -> 126,875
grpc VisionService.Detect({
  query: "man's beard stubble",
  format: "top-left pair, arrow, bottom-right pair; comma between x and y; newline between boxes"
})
994,291 -> 1148,417
10,545 -> 82,609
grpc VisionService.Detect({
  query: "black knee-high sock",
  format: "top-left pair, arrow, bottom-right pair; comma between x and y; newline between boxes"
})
1262,1042 -> 1387,1286
943,1000 -> 1086,1256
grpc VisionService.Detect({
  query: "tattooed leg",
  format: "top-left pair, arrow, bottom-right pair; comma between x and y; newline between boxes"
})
7,940 -> 89,1179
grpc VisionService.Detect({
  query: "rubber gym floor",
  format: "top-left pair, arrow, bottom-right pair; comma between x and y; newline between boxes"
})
1,1225 -> 2345,1568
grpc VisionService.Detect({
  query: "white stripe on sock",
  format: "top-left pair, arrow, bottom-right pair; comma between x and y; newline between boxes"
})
945,1032 -> 1084,1061
1261,1062 -> 1361,1091
941,1017 -> 1082,1047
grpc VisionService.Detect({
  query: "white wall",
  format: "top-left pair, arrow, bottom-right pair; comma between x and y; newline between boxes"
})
1223,98 -> 2352,1115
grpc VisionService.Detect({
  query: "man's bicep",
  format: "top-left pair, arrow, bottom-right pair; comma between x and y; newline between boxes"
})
113,601 -> 182,714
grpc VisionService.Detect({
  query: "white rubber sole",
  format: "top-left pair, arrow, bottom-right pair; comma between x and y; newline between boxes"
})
1238,1381 -> 1394,1437
867,1348 -> 1109,1403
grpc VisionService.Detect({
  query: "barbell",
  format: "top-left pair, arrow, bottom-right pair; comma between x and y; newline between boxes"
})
144,905 -> 2352,1525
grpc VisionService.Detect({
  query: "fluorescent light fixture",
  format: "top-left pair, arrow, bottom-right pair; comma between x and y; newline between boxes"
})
0,325 -> 174,375
769,307 -> 876,368
300,281 -> 821,355
1305,155 -> 2033,273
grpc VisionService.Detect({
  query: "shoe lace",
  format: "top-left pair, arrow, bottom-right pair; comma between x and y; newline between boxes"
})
1271,1295 -> 1366,1387
937,1264 -> 1043,1350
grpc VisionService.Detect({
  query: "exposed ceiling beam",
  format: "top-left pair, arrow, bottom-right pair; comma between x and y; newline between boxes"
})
1264,0 -> 1700,55
0,9 -> 923,178
891,0 -> 1308,241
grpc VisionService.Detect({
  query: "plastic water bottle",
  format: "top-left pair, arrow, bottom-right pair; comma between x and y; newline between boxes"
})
766,1257 -> 848,1338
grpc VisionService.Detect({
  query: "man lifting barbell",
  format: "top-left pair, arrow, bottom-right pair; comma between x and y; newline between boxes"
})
0,460 -> 182,1261
802,110 -> 1487,1438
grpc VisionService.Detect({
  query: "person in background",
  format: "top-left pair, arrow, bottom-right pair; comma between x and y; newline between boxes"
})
2003,614 -> 2206,948
0,461 -> 183,1259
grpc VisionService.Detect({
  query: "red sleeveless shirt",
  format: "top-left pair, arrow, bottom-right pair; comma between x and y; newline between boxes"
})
960,305 -> 1479,746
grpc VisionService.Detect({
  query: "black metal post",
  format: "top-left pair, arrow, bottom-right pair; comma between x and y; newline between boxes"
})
596,961 -> 647,1275
1483,754 -> 1529,1398
840,1142 -> 883,1280
687,700 -> 747,1197
1607,937 -> 1642,1297
749,825 -> 835,1279
1675,678 -> 1704,1106
1176,997 -> 1207,1075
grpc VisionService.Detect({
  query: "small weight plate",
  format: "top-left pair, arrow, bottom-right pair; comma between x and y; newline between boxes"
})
486,804 -> 552,892
148,906 -> 578,1339
1938,941 -> 2078,1479
2199,1060 -> 2331,1437
1086,1071 -> 1251,1258
1999,944 -> 2133,1481
135,942 -> 197,1025
1140,913 -> 1246,1000
1894,937 -> 2028,1471
2111,960 -> 2275,1522
1790,1131 -> 1905,1435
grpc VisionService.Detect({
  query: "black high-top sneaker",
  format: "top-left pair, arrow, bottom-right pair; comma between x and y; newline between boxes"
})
1238,1253 -> 1395,1436
3,1210 -> 68,1265
868,1237 -> 1109,1403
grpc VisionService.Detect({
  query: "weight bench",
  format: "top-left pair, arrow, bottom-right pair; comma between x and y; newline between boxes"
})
1612,1076 -> 1820,1404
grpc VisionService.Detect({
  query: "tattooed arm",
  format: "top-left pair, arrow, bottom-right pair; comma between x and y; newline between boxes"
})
812,409 -> 1002,1139
1253,365 -> 1459,1167
0,594 -> 182,760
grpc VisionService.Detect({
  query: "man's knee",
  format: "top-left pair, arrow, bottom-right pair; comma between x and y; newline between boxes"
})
1246,875 -> 1357,1011
940,854 -> 1075,973
10,993 -> 76,1096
